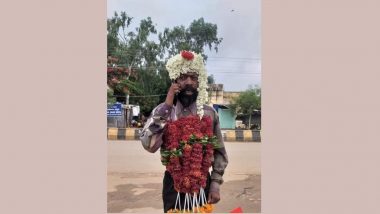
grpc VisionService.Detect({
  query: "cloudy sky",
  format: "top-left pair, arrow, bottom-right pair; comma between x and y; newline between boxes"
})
107,0 -> 261,92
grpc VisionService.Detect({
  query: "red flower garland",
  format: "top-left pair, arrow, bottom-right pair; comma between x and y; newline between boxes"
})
162,115 -> 217,193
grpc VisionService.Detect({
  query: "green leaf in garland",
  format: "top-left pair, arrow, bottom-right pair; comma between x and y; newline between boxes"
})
160,150 -> 171,157
189,134 -> 197,143
201,138 -> 208,145
161,160 -> 168,166
160,154 -> 169,166
179,141 -> 186,150
212,141 -> 223,149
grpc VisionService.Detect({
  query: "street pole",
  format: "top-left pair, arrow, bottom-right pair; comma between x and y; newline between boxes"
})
126,94 -> 130,127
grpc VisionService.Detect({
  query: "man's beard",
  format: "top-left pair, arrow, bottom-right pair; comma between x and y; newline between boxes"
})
174,85 -> 198,108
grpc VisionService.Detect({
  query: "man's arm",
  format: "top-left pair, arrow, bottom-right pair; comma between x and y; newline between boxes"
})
140,82 -> 180,153
140,103 -> 173,153
208,110 -> 229,203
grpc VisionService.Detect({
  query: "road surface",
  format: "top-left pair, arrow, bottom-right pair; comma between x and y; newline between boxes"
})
108,141 -> 261,213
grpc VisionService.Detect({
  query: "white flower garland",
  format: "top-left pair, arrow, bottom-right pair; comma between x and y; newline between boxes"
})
166,51 -> 208,118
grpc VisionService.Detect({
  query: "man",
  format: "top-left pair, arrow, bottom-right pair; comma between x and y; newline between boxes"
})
140,51 -> 228,212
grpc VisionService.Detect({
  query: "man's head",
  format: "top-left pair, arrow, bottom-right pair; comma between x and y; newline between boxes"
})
166,51 -> 208,117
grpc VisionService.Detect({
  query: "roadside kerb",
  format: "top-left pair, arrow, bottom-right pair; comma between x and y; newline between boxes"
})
107,128 -> 261,142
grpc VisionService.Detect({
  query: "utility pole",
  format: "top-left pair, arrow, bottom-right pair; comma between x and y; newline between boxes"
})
125,94 -> 129,127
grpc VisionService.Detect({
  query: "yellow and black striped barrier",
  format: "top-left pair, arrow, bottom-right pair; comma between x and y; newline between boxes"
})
107,128 -> 140,140
107,128 -> 261,142
223,130 -> 261,142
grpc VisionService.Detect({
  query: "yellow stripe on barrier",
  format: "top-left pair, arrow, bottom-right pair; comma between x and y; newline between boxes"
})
225,130 -> 236,141
108,128 -> 118,140
126,129 -> 135,139
243,130 -> 253,141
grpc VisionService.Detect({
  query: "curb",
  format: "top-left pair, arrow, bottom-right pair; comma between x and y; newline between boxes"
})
107,128 -> 261,142
223,130 -> 261,142
107,128 -> 140,140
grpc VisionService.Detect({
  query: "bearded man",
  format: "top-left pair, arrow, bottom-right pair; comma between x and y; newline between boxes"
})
140,51 -> 228,213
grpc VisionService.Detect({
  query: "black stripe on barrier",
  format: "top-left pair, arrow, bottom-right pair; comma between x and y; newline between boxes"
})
117,128 -> 125,140
252,130 -> 261,142
235,130 -> 244,141
134,129 -> 140,140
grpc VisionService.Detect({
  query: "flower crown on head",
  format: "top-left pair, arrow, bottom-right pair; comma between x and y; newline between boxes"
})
166,51 -> 209,118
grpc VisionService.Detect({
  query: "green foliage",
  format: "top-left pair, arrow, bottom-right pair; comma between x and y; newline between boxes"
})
230,85 -> 261,115
158,18 -> 223,60
115,78 -> 143,95
107,11 -> 133,56
107,88 -> 116,105
229,85 -> 261,129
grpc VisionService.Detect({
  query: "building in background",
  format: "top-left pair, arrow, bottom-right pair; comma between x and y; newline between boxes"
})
208,83 -> 261,130
223,91 -> 241,105
212,104 -> 236,129
208,84 -> 224,104
208,84 -> 239,129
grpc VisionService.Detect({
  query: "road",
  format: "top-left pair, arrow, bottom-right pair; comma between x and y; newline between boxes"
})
108,141 -> 261,213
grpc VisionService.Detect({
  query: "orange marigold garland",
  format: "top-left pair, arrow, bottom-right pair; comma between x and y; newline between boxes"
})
161,115 -> 220,213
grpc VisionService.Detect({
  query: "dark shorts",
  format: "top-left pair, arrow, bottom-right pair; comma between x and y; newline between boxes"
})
162,171 -> 212,213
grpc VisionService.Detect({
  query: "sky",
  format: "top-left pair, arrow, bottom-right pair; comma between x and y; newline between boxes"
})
107,0 -> 261,92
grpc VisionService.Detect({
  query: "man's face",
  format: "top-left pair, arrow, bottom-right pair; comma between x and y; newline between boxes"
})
175,71 -> 199,107
176,72 -> 199,95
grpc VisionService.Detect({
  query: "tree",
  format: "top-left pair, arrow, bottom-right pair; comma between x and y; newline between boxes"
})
107,12 -> 159,109
107,88 -> 116,105
107,12 -> 140,104
229,85 -> 261,129
158,18 -> 223,61
107,12 -> 133,56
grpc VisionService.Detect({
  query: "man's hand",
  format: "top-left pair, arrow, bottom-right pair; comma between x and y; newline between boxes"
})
207,191 -> 220,204
208,181 -> 221,204
165,83 -> 180,106
169,82 -> 181,94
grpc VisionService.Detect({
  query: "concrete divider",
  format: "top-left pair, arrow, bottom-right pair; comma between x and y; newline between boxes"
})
223,130 -> 261,142
107,128 -> 261,142
107,128 -> 140,140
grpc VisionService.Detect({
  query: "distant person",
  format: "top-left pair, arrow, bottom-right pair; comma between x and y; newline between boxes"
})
140,51 -> 228,212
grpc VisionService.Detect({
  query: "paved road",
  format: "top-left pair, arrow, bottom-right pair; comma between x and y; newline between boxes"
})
108,141 -> 261,213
